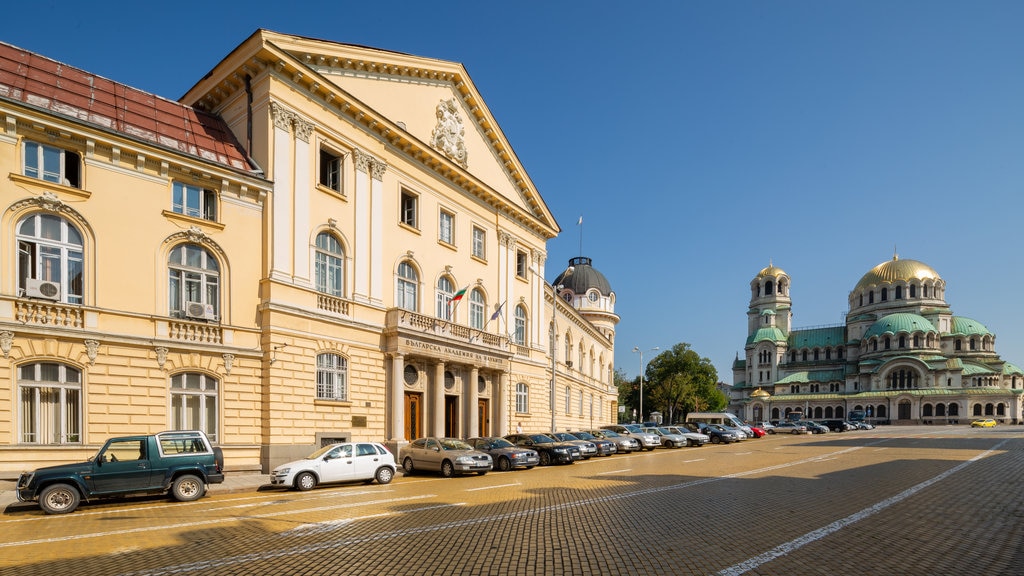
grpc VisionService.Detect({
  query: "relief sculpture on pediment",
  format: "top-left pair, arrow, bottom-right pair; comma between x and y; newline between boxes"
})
430,98 -> 468,168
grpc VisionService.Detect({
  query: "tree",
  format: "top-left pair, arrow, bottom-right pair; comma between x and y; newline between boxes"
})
613,368 -> 637,423
643,342 -> 724,423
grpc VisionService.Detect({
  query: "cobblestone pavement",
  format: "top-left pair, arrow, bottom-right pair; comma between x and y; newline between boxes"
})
1,425 -> 1021,576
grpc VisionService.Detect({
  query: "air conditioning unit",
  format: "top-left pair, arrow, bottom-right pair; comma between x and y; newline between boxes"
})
25,278 -> 61,301
184,301 -> 217,321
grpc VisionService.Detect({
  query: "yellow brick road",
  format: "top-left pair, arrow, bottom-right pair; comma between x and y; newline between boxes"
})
1,426 -> 1020,576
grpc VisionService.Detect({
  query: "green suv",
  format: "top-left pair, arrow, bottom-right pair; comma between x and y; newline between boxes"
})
16,430 -> 225,514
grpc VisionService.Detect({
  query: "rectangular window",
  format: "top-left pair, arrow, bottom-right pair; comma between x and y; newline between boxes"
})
319,148 -> 342,192
317,354 -> 349,401
18,363 -> 81,444
439,210 -> 454,245
172,182 -> 218,221
400,190 -> 418,228
23,141 -> 81,187
472,226 -> 486,259
170,373 -> 218,442
516,383 -> 529,413
516,250 -> 528,278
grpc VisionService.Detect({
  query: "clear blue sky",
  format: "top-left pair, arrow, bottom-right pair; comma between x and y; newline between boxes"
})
8,1 -> 1024,380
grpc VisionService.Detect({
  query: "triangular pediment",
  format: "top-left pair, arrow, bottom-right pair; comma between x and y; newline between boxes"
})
184,30 -> 558,237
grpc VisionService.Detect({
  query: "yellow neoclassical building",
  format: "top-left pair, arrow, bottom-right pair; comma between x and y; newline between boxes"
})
0,30 -> 618,476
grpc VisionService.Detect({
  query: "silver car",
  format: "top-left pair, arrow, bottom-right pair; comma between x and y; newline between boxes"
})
601,424 -> 660,451
643,427 -> 688,448
663,426 -> 709,447
399,437 -> 492,477
271,442 -> 397,491
586,429 -> 639,453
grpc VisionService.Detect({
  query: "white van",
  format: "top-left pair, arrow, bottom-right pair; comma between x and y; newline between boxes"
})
685,412 -> 753,438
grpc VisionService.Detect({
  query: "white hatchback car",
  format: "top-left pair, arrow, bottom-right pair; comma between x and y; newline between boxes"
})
271,442 -> 397,491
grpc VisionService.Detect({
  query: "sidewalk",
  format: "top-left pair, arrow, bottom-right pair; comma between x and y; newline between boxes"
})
1,472 -> 273,512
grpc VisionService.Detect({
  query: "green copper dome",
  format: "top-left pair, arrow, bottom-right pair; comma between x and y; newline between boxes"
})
950,316 -> 992,337
747,326 -> 787,345
863,313 -> 938,338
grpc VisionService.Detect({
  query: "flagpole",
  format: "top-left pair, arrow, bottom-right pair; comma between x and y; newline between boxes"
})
577,215 -> 583,256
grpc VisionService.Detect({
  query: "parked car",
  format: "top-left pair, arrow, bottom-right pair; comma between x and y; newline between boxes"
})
773,422 -> 810,435
399,437 -> 492,477
271,442 -> 396,491
466,437 -> 539,471
548,432 -> 598,459
800,421 -> 829,434
505,433 -> 582,465
819,419 -> 852,432
971,419 -> 997,428
600,424 -> 661,451
684,422 -> 741,444
17,430 -> 224,514
566,431 -> 617,456
754,421 -> 776,434
584,429 -> 639,453
663,426 -> 709,447
643,426 -> 688,448
745,424 -> 767,438
853,421 -> 875,430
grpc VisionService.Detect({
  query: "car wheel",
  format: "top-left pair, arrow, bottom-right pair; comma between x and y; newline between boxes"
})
686,439 -> 694,447
441,460 -> 455,478
477,471 -> 487,476
525,466 -> 536,470
293,471 -> 317,491
39,483 -> 80,514
711,436 -> 721,444
171,474 -> 204,502
497,456 -> 512,472
403,457 -> 415,474
646,446 -> 656,451
768,430 -> 775,434
375,466 -> 394,485
539,452 -> 552,466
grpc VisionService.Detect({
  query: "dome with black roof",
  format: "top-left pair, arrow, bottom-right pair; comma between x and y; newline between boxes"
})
553,256 -> 613,296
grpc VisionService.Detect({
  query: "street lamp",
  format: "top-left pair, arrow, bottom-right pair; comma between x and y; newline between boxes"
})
632,346 -> 659,424
550,267 -> 573,432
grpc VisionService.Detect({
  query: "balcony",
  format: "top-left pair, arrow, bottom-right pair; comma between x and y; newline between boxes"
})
385,308 -> 508,352
15,299 -> 83,328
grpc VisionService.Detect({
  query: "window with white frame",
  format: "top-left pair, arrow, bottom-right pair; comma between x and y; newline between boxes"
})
516,382 -> 529,413
317,353 -> 348,401
516,250 -> 528,278
170,372 -> 219,442
565,386 -> 571,414
315,232 -> 344,296
438,209 -> 454,245
18,362 -> 81,444
319,148 -> 342,192
396,261 -> 418,311
17,213 -> 84,304
579,391 -> 584,415
469,289 -> 485,329
23,140 -> 81,187
471,226 -> 485,259
172,181 -> 218,221
513,305 -> 527,345
400,189 -> 418,228
168,244 -> 219,320
436,276 -> 454,320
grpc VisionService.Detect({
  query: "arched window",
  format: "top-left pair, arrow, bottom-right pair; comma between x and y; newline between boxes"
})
898,336 -> 906,348
913,335 -> 920,347
565,386 -> 571,414
955,339 -> 962,351
18,362 -> 81,444
910,284 -> 917,298
18,213 -> 84,304
884,337 -> 891,350
396,261 -> 418,311
169,244 -> 219,319
895,286 -> 903,299
564,334 -> 572,364
881,287 -> 888,301
314,232 -> 344,296
869,291 -> 875,304
316,353 -> 348,401
802,350 -> 808,361
469,289 -> 485,329
765,280 -> 774,295
969,338 -> 977,351
436,276 -> 454,319
170,372 -> 219,442
813,349 -> 820,361
922,404 -> 933,417
513,305 -> 528,345
923,285 -> 929,297
516,383 -> 529,413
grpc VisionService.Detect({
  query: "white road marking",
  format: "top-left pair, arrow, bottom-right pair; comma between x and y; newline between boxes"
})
682,459 -> 705,463
464,483 -> 519,492
595,469 -> 632,475
716,440 -> 1007,576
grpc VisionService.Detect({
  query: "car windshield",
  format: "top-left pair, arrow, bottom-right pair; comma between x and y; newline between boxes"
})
529,434 -> 556,444
306,444 -> 345,459
656,427 -> 676,435
484,438 -> 514,449
595,430 -> 618,438
708,424 -> 726,432
440,438 -> 472,450
623,425 -> 642,433
573,431 -> 596,440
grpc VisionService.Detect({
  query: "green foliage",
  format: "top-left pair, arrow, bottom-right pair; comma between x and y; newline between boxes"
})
642,343 -> 722,423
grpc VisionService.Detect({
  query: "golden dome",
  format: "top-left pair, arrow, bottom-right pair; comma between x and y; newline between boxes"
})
756,260 -> 787,279
751,388 -> 771,399
855,255 -> 940,290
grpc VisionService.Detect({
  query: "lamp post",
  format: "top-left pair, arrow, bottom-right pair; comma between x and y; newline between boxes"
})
549,267 -> 573,432
632,346 -> 659,424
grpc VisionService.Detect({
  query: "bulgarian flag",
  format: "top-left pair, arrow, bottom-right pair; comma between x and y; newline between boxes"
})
450,286 -> 469,308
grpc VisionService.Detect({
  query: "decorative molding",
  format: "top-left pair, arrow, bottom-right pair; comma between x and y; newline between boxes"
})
163,226 -> 227,260
270,102 -> 295,132
0,331 -> 13,358
294,119 -> 314,143
222,353 -> 235,376
155,346 -> 168,370
84,339 -> 100,365
430,98 -> 468,168
370,158 -> 388,181
499,231 -> 517,248
353,149 -> 372,173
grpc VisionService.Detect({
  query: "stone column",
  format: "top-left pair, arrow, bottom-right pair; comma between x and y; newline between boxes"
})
389,352 -> 405,442
433,362 -> 446,437
467,366 -> 479,437
496,371 -> 509,436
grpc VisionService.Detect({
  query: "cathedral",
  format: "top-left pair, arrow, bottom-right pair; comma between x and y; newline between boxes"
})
731,255 -> 1023,424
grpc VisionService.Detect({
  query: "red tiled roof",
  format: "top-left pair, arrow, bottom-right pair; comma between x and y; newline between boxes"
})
0,41 -> 253,172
